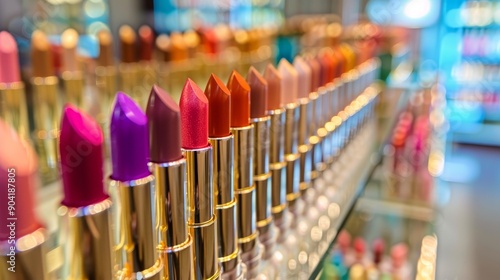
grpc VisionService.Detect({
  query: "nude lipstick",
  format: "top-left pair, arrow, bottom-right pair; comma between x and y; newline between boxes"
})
0,31 -> 29,140
61,28 -> 84,108
0,120 -> 48,280
147,85 -> 194,280
119,25 -> 143,107
263,64 -> 287,226
227,70 -> 261,277
277,59 -> 302,210
205,74 -> 245,279
109,92 -> 162,279
247,66 -> 275,254
180,79 -> 221,280
30,30 -> 61,180
57,105 -> 114,280
95,29 -> 117,130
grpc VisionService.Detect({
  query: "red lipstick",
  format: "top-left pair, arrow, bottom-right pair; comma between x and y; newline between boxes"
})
205,74 -> 231,138
227,70 -> 251,128
180,79 -> 209,149
58,105 -> 114,280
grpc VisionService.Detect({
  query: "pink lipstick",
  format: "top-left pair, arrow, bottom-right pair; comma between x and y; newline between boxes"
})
57,105 -> 114,279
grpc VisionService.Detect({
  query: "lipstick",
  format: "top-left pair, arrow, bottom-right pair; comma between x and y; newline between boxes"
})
227,70 -> 261,277
263,64 -> 287,224
205,74 -> 244,279
180,79 -> 221,280
30,30 -> 61,180
57,105 -> 114,280
147,85 -> 194,280
61,28 -> 84,109
0,31 -> 29,140
119,25 -> 143,107
277,59 -> 302,209
138,25 -> 158,100
0,120 -> 48,280
95,29 -> 117,131
109,93 -> 163,279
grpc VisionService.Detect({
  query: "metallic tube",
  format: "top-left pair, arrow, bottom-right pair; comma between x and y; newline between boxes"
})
31,76 -> 60,180
57,199 -> 114,280
209,135 -> 243,277
0,228 -> 49,280
308,90 -> 325,182
61,71 -> 84,108
251,116 -> 273,236
153,159 -> 194,280
231,125 -> 261,276
284,103 -> 301,207
268,108 -> 287,221
119,63 -> 143,108
183,146 -> 221,280
297,97 -> 313,195
109,175 -> 163,279
0,81 -> 29,140
95,65 -> 117,129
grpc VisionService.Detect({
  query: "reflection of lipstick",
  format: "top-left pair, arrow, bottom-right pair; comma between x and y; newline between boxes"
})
30,30 -> 61,180
0,120 -> 48,280
205,74 -> 244,279
61,28 -> 84,109
146,85 -> 194,280
95,29 -> 117,129
227,70 -> 261,277
119,25 -> 143,107
0,31 -> 29,140
263,64 -> 287,224
277,59 -> 301,209
57,105 -> 114,280
109,93 -> 162,279
180,79 -> 221,280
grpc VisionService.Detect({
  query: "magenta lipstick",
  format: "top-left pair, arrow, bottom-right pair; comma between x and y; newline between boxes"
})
57,105 -> 114,280
109,92 -> 162,279
147,85 -> 194,280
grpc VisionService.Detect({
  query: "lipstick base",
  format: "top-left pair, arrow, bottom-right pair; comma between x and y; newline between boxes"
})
217,198 -> 240,274
189,216 -> 221,280
270,161 -> 287,221
255,173 -> 273,237
159,236 -> 195,280
0,228 -> 48,280
285,152 -> 301,208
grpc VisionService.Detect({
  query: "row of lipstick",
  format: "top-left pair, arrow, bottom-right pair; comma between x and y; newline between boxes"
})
1,46 -> 379,280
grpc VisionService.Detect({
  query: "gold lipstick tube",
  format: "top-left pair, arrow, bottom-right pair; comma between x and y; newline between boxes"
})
269,108 -> 287,221
0,228 -> 49,280
31,76 -> 60,180
231,125 -> 262,276
119,63 -> 143,107
152,159 -> 194,280
308,90 -> 325,182
284,103 -> 301,208
251,116 -> 273,237
57,199 -> 114,280
297,97 -> 313,197
183,146 -> 221,280
109,175 -> 163,279
209,135 -> 244,278
62,71 -> 84,109
95,65 -> 117,129
324,82 -> 340,166
0,81 -> 29,140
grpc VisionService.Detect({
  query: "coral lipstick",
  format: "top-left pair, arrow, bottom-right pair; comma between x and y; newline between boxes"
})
147,85 -> 193,280
57,105 -> 114,280
180,79 -> 221,280
109,92 -> 162,279
0,31 -> 29,140
227,70 -> 261,277
264,64 -> 282,110
0,120 -> 48,280
205,74 -> 244,278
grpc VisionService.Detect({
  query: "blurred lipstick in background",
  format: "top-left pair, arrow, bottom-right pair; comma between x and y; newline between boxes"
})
138,25 -> 158,105
61,28 -> 85,109
118,25 -> 143,107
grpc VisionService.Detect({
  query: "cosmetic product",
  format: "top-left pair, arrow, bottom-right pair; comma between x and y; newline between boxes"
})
147,85 -> 194,280
119,25 -> 143,107
277,59 -> 302,211
57,105 -> 114,279
263,64 -> 287,227
138,25 -> 158,99
61,28 -> 84,109
155,34 -> 171,94
109,93 -> 163,279
180,79 -> 221,280
95,29 -> 117,130
227,70 -> 262,277
0,31 -> 29,140
0,120 -> 48,280
247,66 -> 274,242
205,74 -> 245,279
